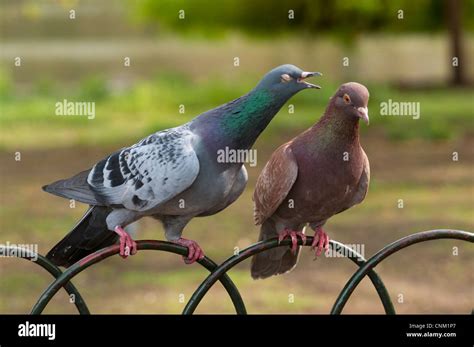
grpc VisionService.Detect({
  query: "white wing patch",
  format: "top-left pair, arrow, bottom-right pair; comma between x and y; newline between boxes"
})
87,127 -> 200,211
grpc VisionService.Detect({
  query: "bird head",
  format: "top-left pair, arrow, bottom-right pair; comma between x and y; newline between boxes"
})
256,64 -> 322,96
332,82 -> 370,125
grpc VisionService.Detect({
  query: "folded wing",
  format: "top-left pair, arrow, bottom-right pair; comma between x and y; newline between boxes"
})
253,143 -> 298,225
44,127 -> 200,212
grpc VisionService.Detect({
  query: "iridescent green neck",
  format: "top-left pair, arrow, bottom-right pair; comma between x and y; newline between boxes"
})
220,89 -> 283,149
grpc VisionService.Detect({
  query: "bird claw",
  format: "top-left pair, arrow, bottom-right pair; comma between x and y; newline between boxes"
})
114,226 -> 138,259
174,238 -> 205,264
278,228 -> 306,255
311,227 -> 329,259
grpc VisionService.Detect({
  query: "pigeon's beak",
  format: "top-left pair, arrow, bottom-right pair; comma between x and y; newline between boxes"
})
357,106 -> 369,125
297,71 -> 322,89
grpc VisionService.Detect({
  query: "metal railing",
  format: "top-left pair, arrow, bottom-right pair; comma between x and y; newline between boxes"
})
1,229 -> 472,314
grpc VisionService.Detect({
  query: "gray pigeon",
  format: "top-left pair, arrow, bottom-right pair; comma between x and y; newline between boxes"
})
44,64 -> 321,267
251,82 -> 370,279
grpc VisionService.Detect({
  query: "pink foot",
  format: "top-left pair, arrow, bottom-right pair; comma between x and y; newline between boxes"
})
311,227 -> 329,258
114,226 -> 138,258
278,228 -> 307,254
174,238 -> 205,264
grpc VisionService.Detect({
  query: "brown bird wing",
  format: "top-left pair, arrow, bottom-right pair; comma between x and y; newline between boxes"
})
253,143 -> 298,225
351,149 -> 370,206
333,150 -> 370,217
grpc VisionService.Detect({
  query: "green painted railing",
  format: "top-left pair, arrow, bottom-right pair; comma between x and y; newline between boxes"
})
1,229 -> 472,314
1,246 -> 90,314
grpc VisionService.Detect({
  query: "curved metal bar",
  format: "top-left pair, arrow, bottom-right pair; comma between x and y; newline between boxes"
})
331,229 -> 474,314
183,237 -> 395,314
1,246 -> 89,314
331,240 -> 395,314
30,240 -> 246,315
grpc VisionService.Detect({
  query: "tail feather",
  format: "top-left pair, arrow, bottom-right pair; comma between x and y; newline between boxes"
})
250,220 -> 301,279
47,206 -> 118,267
43,169 -> 99,205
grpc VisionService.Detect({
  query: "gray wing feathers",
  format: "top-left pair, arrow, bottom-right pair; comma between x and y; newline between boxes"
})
87,128 -> 200,211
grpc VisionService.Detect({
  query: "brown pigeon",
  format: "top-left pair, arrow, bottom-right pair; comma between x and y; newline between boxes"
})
251,82 -> 370,279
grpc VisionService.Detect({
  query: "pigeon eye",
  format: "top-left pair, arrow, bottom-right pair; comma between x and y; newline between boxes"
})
343,94 -> 351,104
280,74 -> 292,83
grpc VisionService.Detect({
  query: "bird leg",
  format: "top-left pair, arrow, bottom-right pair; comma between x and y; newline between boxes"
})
173,237 -> 205,264
311,227 -> 329,258
114,226 -> 138,258
278,228 -> 307,255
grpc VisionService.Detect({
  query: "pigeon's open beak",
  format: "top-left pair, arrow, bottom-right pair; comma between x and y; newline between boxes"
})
357,107 -> 369,125
297,71 -> 322,89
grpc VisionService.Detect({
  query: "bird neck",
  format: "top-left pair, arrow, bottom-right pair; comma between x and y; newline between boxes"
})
312,105 -> 360,149
218,88 -> 288,149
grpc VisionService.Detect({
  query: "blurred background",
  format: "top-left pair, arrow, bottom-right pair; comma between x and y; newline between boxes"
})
0,0 -> 473,313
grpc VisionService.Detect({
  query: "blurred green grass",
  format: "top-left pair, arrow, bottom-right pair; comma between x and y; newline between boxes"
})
1,70 -> 473,150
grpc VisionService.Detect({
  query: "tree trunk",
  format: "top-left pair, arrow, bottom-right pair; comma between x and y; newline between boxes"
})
446,0 -> 466,86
